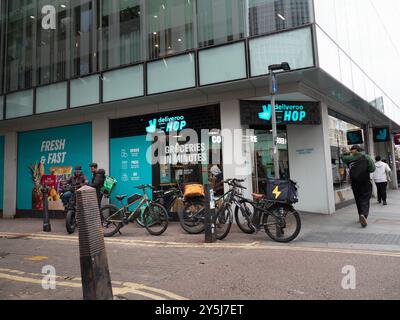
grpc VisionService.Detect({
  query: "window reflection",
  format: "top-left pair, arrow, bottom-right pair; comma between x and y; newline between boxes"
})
71,0 -> 98,77
249,0 -> 312,36
101,0 -> 141,70
146,0 -> 194,60
197,0 -> 245,48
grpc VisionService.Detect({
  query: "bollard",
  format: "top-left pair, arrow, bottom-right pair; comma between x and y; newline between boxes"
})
76,185 -> 113,300
41,185 -> 51,232
204,185 -> 217,243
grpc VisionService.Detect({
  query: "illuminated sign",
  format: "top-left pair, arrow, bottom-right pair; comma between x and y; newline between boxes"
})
240,101 -> 320,126
146,115 -> 187,134
258,104 -> 308,123
347,130 -> 364,145
373,127 -> 390,142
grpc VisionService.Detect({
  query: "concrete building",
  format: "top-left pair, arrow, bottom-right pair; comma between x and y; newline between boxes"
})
0,0 -> 399,218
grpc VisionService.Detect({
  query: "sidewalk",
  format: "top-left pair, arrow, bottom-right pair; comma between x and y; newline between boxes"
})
0,190 -> 399,252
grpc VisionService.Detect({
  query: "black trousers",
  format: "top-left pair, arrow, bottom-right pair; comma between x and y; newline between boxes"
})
375,182 -> 388,202
352,181 -> 372,217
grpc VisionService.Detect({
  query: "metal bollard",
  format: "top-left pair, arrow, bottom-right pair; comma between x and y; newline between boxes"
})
41,185 -> 51,232
76,185 -> 113,300
204,185 -> 217,243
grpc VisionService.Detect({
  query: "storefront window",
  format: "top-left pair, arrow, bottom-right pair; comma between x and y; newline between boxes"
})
101,0 -> 141,70
197,0 -> 245,48
146,0 -> 194,60
329,114 -> 366,205
252,128 -> 289,193
248,0 -> 313,37
109,105 -> 223,204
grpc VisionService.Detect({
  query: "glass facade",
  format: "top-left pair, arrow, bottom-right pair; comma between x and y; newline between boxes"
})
0,0 -> 314,118
314,0 -> 400,126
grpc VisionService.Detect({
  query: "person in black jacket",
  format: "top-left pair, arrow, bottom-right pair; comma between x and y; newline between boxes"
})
89,163 -> 106,206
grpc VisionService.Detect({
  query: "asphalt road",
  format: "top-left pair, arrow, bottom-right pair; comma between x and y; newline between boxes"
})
0,222 -> 399,300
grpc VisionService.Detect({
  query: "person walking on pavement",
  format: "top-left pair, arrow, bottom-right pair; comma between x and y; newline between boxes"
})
341,145 -> 376,228
89,163 -> 106,207
373,156 -> 391,206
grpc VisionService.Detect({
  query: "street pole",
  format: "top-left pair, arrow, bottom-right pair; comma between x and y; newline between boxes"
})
270,71 -> 280,180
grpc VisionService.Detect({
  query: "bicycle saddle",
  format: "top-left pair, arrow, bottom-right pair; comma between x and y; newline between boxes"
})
116,195 -> 127,201
252,193 -> 265,201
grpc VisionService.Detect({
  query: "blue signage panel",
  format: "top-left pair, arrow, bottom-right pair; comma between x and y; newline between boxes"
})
373,127 -> 390,142
110,135 -> 152,203
0,136 -> 4,210
240,101 -> 321,125
17,123 -> 92,210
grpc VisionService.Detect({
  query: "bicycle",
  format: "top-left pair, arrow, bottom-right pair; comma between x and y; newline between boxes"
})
233,180 -> 301,243
100,184 -> 168,237
212,179 -> 247,240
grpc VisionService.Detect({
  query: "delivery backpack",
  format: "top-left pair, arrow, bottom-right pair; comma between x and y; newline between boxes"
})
101,176 -> 117,197
349,156 -> 370,182
265,179 -> 298,204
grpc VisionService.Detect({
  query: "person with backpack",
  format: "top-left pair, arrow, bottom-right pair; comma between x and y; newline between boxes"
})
341,145 -> 376,228
372,156 -> 391,206
89,163 -> 106,206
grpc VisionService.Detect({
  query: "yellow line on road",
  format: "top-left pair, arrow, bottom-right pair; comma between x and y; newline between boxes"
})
0,268 -> 187,300
1,231 -> 400,258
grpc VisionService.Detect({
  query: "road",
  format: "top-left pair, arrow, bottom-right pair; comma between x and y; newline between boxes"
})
0,221 -> 399,300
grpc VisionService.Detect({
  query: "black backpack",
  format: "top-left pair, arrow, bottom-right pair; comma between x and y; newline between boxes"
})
349,155 -> 370,182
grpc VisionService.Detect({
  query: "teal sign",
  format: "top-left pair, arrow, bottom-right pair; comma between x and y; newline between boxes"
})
110,135 -> 152,203
17,123 -> 92,210
146,115 -> 187,134
240,101 -> 321,125
258,104 -> 307,123
373,127 -> 390,142
0,136 -> 4,210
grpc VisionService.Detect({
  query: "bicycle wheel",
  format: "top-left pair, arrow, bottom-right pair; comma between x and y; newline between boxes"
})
215,205 -> 233,241
65,210 -> 77,234
100,204 -> 123,237
178,200 -> 206,234
234,199 -> 256,234
144,203 -> 169,236
263,204 -> 301,243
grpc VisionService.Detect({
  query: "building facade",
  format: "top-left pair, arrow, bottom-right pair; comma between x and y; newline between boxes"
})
0,0 -> 399,218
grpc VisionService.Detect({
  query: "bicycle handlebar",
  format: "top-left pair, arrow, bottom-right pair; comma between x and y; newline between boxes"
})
224,178 -> 247,190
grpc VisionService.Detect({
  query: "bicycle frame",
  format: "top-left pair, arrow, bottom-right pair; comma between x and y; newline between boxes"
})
107,189 -> 151,223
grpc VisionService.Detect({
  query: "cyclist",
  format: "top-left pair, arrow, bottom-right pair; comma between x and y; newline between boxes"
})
61,166 -> 89,207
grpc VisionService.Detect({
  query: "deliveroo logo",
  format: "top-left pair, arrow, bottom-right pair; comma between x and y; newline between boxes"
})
146,119 -> 157,134
258,105 -> 272,121
376,129 -> 388,141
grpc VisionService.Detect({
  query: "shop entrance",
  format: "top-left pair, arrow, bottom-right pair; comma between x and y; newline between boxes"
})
251,126 -> 289,193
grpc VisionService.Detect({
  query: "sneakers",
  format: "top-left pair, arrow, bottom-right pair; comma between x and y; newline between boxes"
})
359,215 -> 368,228
383,201 -> 388,206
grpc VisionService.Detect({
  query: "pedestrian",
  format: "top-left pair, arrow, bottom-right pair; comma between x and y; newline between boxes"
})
89,163 -> 106,206
62,166 -> 89,206
372,156 -> 391,206
341,145 -> 376,228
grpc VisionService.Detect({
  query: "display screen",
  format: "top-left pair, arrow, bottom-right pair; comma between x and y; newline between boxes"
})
373,127 -> 390,142
347,130 -> 364,145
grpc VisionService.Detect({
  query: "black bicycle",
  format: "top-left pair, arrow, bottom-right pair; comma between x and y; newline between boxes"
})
233,180 -> 301,243
100,184 -> 168,237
